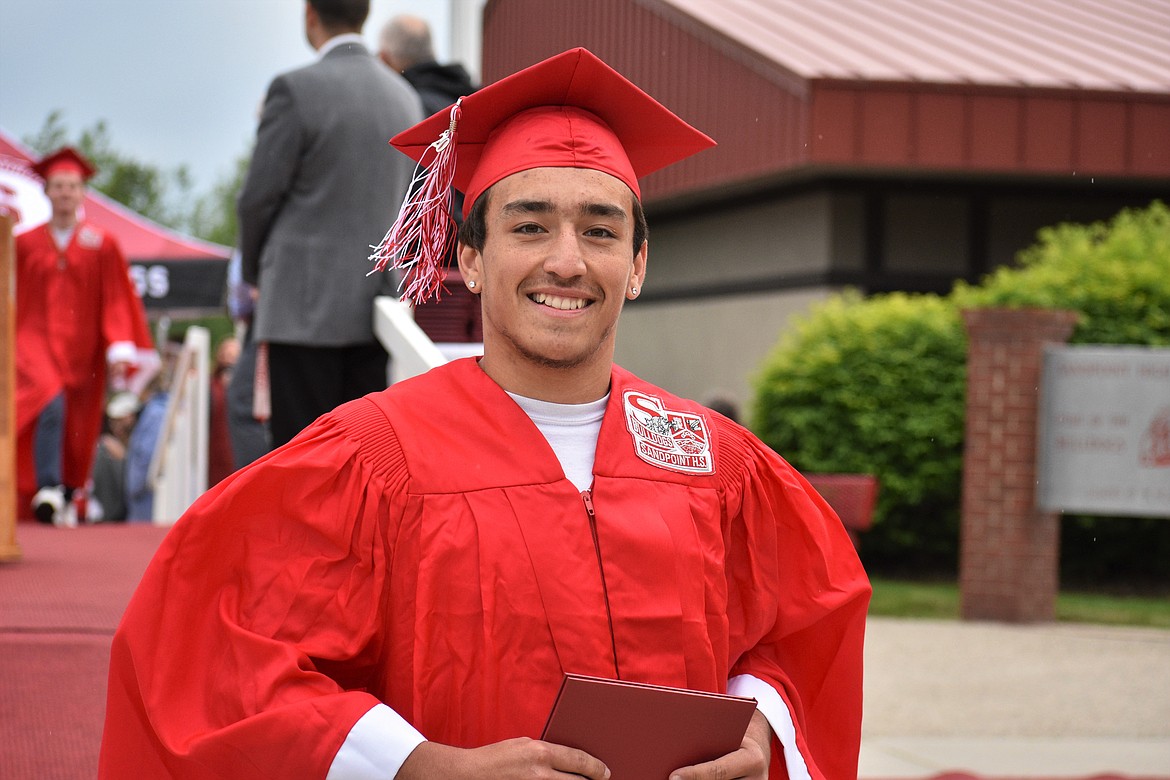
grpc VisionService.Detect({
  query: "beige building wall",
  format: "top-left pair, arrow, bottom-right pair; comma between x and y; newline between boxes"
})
616,288 -> 836,418
616,191 -> 862,418
645,191 -> 865,291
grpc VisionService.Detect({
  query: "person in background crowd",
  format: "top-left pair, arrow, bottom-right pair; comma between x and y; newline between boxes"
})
87,392 -> 140,523
207,336 -> 240,486
14,146 -> 151,526
224,248 -> 272,468
378,14 -> 478,119
101,48 -> 870,780
705,394 -> 740,424
124,339 -> 180,522
237,0 -> 423,448
379,12 -> 482,341
377,13 -> 477,221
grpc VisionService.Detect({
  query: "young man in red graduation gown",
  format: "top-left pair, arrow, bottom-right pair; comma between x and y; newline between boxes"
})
14,147 -> 149,525
100,48 -> 870,780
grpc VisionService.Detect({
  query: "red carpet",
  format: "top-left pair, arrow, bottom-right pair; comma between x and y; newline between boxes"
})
0,522 -> 170,779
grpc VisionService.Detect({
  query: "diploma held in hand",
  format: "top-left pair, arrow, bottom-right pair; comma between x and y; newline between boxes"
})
541,674 -> 757,780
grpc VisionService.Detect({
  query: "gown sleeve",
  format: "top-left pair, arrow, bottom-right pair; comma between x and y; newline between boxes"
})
99,397 -> 407,779
716,418 -> 872,780
97,233 -> 142,362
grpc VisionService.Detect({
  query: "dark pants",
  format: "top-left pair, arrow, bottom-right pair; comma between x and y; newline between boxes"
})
33,393 -> 66,488
226,324 -> 272,468
267,342 -> 389,448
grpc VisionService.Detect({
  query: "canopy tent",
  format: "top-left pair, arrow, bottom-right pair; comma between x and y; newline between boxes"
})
0,127 -> 230,315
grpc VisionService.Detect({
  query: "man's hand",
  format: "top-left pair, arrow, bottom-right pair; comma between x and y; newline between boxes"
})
397,737 -> 610,779
669,709 -> 771,780
107,360 -> 132,390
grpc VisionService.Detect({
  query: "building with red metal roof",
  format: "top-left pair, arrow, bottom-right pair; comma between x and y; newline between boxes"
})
481,0 -> 1170,405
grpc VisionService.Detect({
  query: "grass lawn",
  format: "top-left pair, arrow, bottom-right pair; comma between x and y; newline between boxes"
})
868,577 -> 1170,629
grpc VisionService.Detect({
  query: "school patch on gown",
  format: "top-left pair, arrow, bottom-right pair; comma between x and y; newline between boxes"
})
623,390 -> 714,475
78,225 -> 104,249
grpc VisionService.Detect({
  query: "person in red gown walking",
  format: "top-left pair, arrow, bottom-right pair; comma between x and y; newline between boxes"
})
14,147 -> 150,525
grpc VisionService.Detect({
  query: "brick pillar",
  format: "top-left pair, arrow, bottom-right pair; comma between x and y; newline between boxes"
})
960,308 -> 1077,622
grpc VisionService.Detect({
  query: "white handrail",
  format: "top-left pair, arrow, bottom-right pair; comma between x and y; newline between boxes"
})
374,296 -> 447,381
142,302 -> 476,527
148,326 -> 209,525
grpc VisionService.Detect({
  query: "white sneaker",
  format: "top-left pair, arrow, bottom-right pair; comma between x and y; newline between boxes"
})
57,499 -> 79,528
32,486 -> 66,525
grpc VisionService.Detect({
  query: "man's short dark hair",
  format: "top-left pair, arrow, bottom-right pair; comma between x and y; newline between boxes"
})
457,186 -> 649,255
309,0 -> 368,31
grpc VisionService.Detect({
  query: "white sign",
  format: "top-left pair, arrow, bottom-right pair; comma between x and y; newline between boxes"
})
1038,346 -> 1170,517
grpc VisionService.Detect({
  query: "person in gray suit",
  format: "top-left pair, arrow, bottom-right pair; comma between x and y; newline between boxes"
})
238,0 -> 423,448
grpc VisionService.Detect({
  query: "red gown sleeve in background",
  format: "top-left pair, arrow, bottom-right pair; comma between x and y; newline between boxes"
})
94,227 -> 141,358
99,400 -> 400,778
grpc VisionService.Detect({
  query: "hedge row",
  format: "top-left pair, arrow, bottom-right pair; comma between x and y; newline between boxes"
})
750,200 -> 1170,582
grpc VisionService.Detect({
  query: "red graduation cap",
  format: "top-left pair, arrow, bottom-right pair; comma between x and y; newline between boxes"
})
32,146 -> 97,182
371,47 -> 716,304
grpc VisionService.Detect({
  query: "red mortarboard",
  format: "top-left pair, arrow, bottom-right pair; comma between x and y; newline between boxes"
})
32,147 -> 97,182
371,47 -> 716,304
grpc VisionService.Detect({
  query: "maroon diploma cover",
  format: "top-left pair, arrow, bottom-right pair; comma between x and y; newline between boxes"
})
541,674 -> 758,780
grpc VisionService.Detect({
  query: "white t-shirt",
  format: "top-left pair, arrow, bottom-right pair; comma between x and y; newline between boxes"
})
507,391 -> 608,492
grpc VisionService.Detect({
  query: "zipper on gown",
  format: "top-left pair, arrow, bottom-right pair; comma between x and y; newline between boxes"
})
582,489 -> 621,679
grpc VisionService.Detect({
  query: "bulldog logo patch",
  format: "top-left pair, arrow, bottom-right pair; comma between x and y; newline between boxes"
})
623,390 -> 714,475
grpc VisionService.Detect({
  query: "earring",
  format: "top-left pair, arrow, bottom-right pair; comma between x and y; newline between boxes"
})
630,286 -> 639,296
468,280 -> 477,289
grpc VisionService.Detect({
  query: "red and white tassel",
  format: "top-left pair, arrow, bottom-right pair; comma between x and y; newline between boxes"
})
369,100 -> 462,305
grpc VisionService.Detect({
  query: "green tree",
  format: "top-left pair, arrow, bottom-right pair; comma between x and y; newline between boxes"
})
24,111 -> 195,229
23,110 -> 247,246
186,151 -> 249,247
953,200 -> 1170,345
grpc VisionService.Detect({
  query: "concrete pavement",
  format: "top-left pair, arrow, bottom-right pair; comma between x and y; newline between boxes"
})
859,617 -> 1170,777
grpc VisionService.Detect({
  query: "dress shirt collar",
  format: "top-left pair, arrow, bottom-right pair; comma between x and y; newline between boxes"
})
317,32 -> 366,59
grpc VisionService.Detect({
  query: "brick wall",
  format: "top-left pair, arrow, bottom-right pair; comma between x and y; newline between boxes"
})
960,308 -> 1077,622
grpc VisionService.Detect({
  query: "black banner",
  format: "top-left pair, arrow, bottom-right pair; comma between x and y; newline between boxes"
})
129,258 -> 228,312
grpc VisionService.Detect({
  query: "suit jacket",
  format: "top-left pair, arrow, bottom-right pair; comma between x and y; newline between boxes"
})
238,42 -> 423,346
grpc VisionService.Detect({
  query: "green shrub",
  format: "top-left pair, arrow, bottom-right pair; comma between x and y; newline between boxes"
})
751,292 -> 967,570
954,200 -> 1170,346
751,200 -> 1170,579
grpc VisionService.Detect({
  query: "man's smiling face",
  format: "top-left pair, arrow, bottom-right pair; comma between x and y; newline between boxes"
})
458,166 -> 647,398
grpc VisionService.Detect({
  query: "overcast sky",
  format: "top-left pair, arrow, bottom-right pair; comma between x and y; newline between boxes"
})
0,0 -> 456,193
